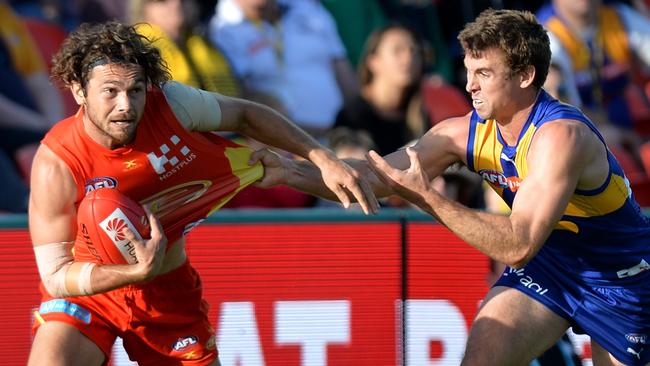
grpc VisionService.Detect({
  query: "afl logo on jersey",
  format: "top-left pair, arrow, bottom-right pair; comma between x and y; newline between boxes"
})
84,176 -> 117,195
478,169 -> 522,192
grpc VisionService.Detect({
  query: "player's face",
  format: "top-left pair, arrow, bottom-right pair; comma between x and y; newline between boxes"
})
79,63 -> 147,149
464,48 -> 521,121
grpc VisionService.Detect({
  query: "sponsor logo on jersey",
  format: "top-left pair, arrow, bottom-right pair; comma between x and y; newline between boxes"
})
141,181 -> 211,220
503,267 -> 548,295
206,334 -> 216,350
626,333 -> 648,345
84,176 -> 117,194
627,347 -> 644,360
123,159 -> 138,170
39,299 -> 91,324
99,208 -> 141,264
146,135 -> 196,181
478,169 -> 522,192
173,335 -> 198,351
183,219 -> 205,236
617,259 -> 650,279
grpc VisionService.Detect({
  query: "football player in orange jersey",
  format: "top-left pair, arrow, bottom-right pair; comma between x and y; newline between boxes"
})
27,21 -> 378,366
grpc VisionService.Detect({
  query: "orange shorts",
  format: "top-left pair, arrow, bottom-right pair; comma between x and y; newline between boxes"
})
32,260 -> 218,365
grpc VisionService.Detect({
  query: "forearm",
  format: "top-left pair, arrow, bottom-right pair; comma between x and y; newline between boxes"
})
238,101 -> 328,160
34,241 -> 152,298
415,188 -> 532,267
285,158 -> 393,201
83,263 -> 148,294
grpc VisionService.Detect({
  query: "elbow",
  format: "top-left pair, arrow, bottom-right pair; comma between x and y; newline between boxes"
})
41,277 -> 67,298
503,243 -> 539,270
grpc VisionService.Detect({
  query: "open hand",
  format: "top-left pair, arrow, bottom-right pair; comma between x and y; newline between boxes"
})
315,152 -> 379,215
367,147 -> 433,206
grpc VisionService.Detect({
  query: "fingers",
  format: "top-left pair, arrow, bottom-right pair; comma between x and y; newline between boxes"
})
345,178 -> 379,214
121,227 -> 140,245
330,184 -> 351,209
367,150 -> 395,174
406,147 -> 421,171
143,205 -> 164,241
248,148 -> 268,166
366,150 -> 394,185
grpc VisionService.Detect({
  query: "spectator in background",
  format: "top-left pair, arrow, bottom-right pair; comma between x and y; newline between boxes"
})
320,0 -> 387,68
208,0 -> 292,118
334,24 -> 428,156
76,0 -> 128,23
209,0 -> 357,138
537,0 -> 650,161
130,0 -> 242,97
279,0 -> 358,138
0,0 -> 64,212
377,0 -> 454,82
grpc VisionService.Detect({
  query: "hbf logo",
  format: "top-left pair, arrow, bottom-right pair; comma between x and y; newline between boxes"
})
147,135 -> 194,178
478,169 -> 522,192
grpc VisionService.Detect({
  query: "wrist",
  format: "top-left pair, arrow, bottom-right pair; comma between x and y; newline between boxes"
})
284,158 -> 303,188
307,148 -> 337,167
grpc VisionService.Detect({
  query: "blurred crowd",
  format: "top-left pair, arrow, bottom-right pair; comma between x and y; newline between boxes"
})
4,0 -> 650,214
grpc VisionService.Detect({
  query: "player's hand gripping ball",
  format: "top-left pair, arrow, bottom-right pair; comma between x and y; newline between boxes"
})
77,188 -> 150,264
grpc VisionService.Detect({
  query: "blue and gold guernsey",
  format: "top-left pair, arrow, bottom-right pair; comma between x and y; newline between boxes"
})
470,90 -> 650,364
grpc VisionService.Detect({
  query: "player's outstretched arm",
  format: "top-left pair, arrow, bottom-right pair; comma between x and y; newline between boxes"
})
162,81 -> 379,213
367,120 -> 597,268
251,115 -> 468,205
29,146 -> 168,297
216,94 -> 380,214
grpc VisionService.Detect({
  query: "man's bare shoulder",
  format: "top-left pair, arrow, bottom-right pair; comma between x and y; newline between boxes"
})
30,144 -> 77,200
533,118 -> 600,154
528,118 -> 608,189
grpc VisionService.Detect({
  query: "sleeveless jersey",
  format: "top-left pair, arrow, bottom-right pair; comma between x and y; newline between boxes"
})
467,90 -> 650,282
43,87 -> 263,260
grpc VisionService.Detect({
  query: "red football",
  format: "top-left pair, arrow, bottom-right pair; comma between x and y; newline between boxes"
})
76,188 -> 150,265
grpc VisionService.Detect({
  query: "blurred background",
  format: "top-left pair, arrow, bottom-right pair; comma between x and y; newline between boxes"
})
2,0 -> 650,364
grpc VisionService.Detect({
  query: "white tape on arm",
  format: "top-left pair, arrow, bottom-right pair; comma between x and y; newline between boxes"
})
162,81 -> 223,131
33,241 -> 95,297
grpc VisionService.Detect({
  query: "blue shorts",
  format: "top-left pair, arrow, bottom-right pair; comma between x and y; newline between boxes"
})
494,250 -> 650,365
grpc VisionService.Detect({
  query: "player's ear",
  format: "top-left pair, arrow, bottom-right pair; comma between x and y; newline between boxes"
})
519,65 -> 535,88
70,82 -> 86,106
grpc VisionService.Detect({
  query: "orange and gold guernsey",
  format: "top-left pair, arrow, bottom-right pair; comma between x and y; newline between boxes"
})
43,86 -> 263,251
467,90 -> 650,281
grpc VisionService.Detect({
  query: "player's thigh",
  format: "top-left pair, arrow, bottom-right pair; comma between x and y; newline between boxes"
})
461,286 -> 570,366
28,321 -> 105,366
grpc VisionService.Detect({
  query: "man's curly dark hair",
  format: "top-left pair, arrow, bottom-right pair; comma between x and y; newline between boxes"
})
51,21 -> 171,91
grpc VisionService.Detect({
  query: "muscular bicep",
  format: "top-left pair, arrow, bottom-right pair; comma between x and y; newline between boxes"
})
391,115 -> 468,176
509,121 -> 591,253
29,145 -> 78,246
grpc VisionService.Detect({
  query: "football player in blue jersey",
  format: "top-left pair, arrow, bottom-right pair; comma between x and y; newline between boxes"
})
254,8 -> 650,366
